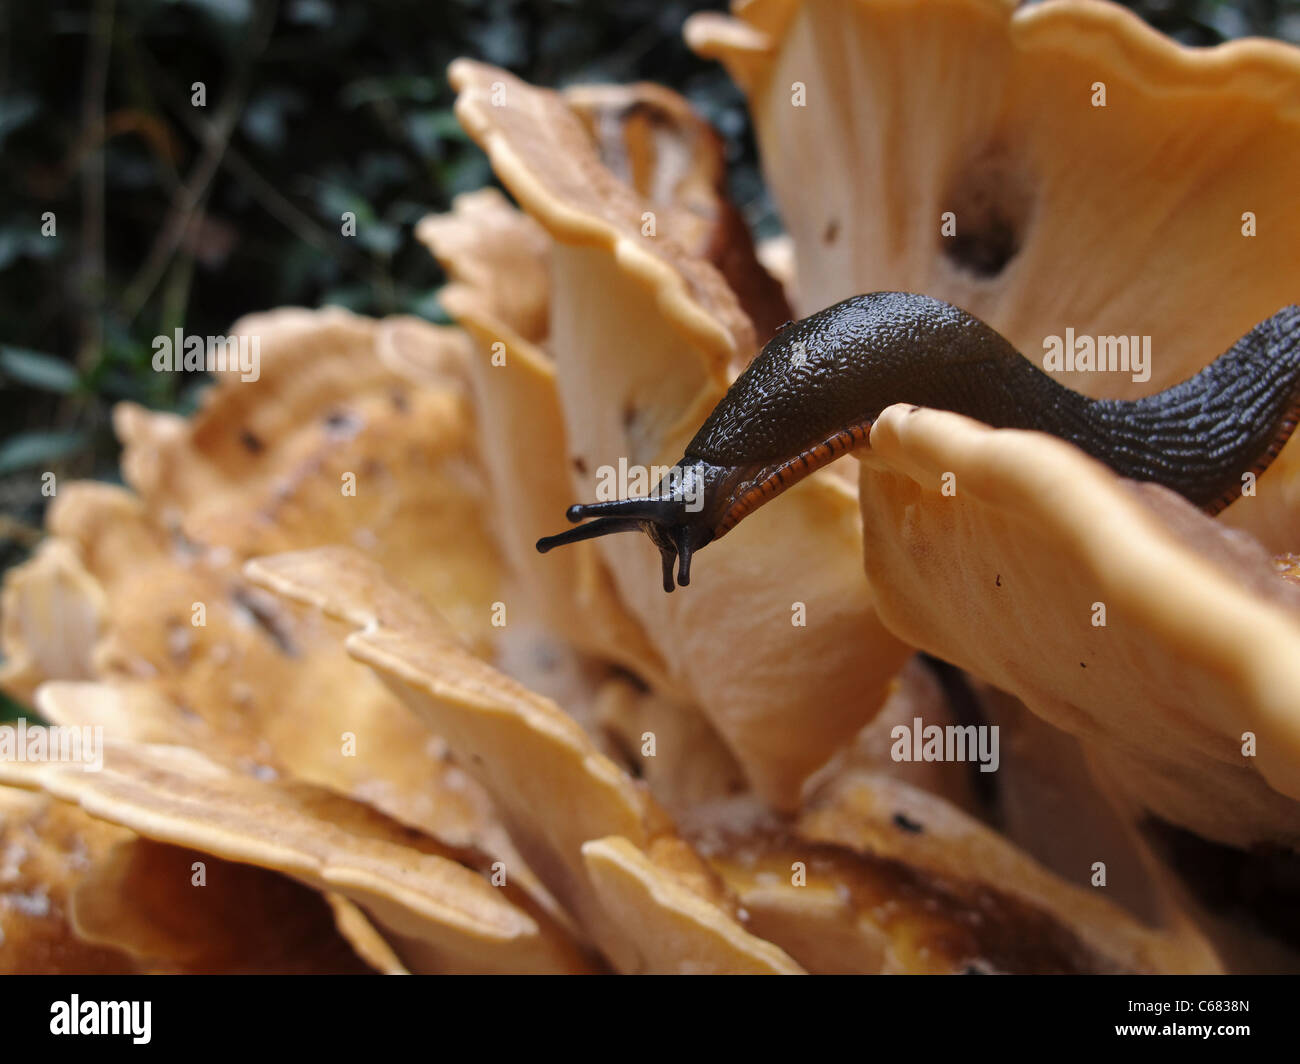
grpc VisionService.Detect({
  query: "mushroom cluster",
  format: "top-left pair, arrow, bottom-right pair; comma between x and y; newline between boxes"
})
2,0 -> 1299,974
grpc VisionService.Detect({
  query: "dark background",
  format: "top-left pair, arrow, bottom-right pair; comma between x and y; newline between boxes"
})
0,0 -> 1296,565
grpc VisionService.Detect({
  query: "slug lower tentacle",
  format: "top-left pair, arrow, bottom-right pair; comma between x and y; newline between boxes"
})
537,292 -> 1300,591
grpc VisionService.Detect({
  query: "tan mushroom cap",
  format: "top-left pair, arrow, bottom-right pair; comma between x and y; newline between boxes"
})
958,687 -> 1300,971
1221,434 -> 1300,556
667,742 -> 1220,974
1,482 -> 511,861
788,769 -> 1221,973
0,540 -> 104,702
563,80 -> 731,250
701,829 -> 1138,973
415,188 -> 552,346
420,192 -> 776,815
448,58 -> 913,808
448,59 -> 754,371
956,681 -> 1170,921
812,661 -> 1221,936
36,681 -> 210,749
324,893 -> 410,974
246,545 -> 805,973
593,677 -> 748,816
0,787 -> 135,973
857,403 -> 1300,847
70,838 -> 376,974
579,836 -> 801,974
687,0 -> 1300,386
755,232 -> 799,310
0,740 -> 594,974
806,655 -> 990,819
0,305 -> 535,862
563,80 -> 792,341
246,545 -> 1202,971
419,193 -> 667,677
688,0 -> 1300,542
114,306 -> 501,651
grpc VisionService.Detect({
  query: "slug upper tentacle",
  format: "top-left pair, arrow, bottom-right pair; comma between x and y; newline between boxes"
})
536,292 -> 1300,591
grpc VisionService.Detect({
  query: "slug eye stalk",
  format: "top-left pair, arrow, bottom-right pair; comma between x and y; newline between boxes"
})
534,498 -> 710,592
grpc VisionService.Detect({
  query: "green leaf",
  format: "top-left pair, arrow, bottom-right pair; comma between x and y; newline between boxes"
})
0,346 -> 80,394
0,95 -> 39,148
319,284 -> 374,311
356,221 -> 401,256
0,430 -> 88,474
0,690 -> 43,726
340,75 -> 438,109
404,289 -> 450,323
0,227 -> 58,270
175,0 -> 253,26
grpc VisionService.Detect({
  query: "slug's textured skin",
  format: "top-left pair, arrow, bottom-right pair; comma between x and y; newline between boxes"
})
538,292 -> 1300,591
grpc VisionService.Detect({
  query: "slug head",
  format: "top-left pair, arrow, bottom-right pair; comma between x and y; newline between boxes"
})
535,461 -> 727,592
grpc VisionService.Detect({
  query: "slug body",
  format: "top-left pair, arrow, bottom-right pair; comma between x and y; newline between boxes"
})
537,292 -> 1300,591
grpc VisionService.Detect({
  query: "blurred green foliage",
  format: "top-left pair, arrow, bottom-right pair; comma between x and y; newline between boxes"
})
0,0 -> 1296,582
0,0 -> 760,570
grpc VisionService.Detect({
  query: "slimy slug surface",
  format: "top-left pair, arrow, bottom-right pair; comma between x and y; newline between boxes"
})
538,293 -> 1300,591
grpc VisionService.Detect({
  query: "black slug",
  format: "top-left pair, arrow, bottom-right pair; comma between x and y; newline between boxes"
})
537,292 -> 1300,592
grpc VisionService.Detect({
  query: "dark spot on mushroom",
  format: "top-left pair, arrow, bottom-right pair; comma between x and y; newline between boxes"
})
1146,818 -> 1300,953
609,665 -> 649,693
995,573 -> 1001,587
945,217 -> 1019,278
169,525 -> 204,561
532,642 -> 559,673
390,390 -> 409,413
323,408 -> 363,441
919,653 -> 1002,820
165,618 -> 191,664
940,144 -> 1033,279
822,219 -> 839,245
892,812 -> 924,834
230,586 -> 298,658
239,429 -> 264,454
1080,662 -> 1087,668
572,456 -> 588,476
621,401 -> 637,433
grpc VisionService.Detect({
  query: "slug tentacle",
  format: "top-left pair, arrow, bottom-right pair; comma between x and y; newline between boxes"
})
535,517 -> 648,552
537,293 -> 1300,591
